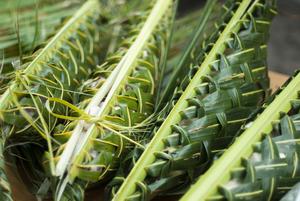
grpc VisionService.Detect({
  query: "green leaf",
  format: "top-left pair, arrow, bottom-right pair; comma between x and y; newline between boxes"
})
108,0 -> 276,200
40,0 -> 176,200
1,0 -> 108,197
158,0 -> 218,109
0,139 -> 12,201
0,0 -> 83,92
180,72 -> 300,201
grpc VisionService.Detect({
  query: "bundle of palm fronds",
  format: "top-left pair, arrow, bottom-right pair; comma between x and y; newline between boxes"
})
2,0 -> 300,201
110,0 -> 276,200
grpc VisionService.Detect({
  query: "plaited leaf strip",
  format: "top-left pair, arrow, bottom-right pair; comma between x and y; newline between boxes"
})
109,0 -> 276,200
49,0 -> 175,200
1,0 -> 107,197
180,70 -> 300,201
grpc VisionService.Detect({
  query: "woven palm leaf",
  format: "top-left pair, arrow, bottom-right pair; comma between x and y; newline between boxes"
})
0,0 -> 84,92
0,0 -> 108,196
37,0 -> 176,200
0,1 -> 85,200
0,0 -> 144,93
181,70 -> 300,201
109,0 -> 277,200
107,0 -> 221,197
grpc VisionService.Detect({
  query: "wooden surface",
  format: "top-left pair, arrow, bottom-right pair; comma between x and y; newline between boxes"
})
269,71 -> 289,92
8,71 -> 289,201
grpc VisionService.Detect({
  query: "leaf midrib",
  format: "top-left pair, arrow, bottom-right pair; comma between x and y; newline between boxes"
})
0,0 -> 98,111
181,72 -> 300,201
113,0 -> 253,200
54,0 -> 173,183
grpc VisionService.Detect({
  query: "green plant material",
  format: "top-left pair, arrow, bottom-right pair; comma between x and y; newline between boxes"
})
0,1 -> 156,200
0,1 -> 100,199
40,0 -> 175,200
1,0 -> 108,196
160,3 -> 224,102
107,0 -> 219,197
0,0 -> 145,94
158,0 -> 220,108
109,0 -> 276,200
181,70 -> 300,201
168,10 -> 205,58
0,0 -> 83,91
0,0 -> 82,61
0,140 -> 12,201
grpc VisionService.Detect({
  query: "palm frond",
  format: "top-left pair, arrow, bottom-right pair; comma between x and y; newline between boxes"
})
0,0 -> 83,91
37,0 -> 176,200
109,0 -> 276,200
181,70 -> 300,200
1,0 -> 107,195
0,0 -> 144,94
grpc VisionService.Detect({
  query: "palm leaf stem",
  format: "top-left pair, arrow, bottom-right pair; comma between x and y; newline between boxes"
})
0,0 -> 99,113
55,0 -> 173,180
112,1 -> 255,199
111,0 -> 276,200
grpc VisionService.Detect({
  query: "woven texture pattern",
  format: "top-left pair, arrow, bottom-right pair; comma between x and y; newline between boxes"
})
1,0 -> 105,194
2,6 -> 102,137
51,7 -> 171,183
207,72 -> 300,201
47,5 -> 174,197
108,0 -> 276,200
0,0 -> 82,91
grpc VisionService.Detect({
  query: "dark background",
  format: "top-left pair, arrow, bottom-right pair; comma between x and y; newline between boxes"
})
179,0 -> 300,75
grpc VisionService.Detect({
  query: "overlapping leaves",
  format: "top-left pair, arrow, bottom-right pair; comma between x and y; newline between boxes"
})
218,114 -> 300,200
49,1 -> 170,181
0,0 -> 83,93
1,0 -> 106,196
0,0 -> 289,201
184,71 -> 300,201
46,2 -> 175,200
109,0 -> 277,200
